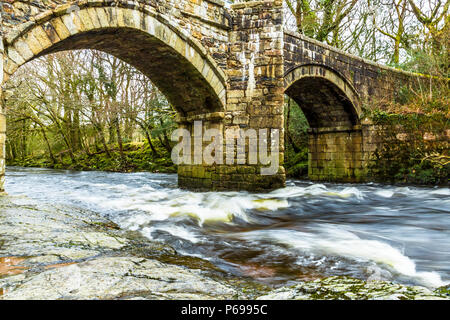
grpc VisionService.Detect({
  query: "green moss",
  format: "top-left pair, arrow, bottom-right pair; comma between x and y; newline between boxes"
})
434,285 -> 450,297
366,110 -> 449,185
260,276 -> 449,300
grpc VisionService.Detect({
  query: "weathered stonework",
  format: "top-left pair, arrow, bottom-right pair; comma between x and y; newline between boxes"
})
308,126 -> 365,182
1,2 -> 228,115
0,9 -> 5,192
361,121 -> 449,182
282,32 -> 438,183
178,0 -> 286,191
283,31 -> 415,106
0,0 -> 435,192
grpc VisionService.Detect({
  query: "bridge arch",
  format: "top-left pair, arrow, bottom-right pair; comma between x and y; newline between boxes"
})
284,64 -> 361,128
284,64 -> 365,183
2,3 -> 227,116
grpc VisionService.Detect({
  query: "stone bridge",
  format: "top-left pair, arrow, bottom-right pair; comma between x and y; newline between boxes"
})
0,0 -> 418,192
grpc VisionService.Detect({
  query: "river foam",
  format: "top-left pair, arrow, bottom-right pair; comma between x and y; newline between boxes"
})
5,167 -> 450,289
230,226 -> 447,288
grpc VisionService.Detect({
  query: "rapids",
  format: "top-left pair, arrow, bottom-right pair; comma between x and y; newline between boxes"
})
5,167 -> 449,289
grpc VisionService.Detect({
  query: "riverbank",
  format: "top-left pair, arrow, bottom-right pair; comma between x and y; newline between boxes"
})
6,141 -> 311,181
0,194 -> 265,299
6,142 -> 177,174
7,139 -> 447,185
1,186 -> 448,300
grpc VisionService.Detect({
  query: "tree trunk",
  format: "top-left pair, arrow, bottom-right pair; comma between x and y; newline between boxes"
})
95,124 -> 111,158
39,126 -> 56,164
143,125 -> 159,156
114,116 -> 126,164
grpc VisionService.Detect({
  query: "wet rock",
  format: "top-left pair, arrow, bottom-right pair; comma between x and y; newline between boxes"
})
0,196 -> 128,262
256,276 -> 449,300
1,256 -> 239,300
0,195 -> 245,300
434,285 -> 450,297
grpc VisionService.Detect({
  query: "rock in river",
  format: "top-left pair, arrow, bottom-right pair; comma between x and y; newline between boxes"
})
257,276 -> 449,300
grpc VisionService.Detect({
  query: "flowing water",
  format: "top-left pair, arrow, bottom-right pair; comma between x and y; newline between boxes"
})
4,167 -> 450,289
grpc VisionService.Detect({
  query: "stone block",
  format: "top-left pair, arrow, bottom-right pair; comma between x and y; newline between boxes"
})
87,7 -> 102,29
78,9 -> 95,30
42,22 -> 61,44
51,17 -> 71,40
94,7 -> 110,28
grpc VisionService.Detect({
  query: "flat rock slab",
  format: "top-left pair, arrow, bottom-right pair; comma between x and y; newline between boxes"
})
1,256 -> 238,300
0,196 -> 128,261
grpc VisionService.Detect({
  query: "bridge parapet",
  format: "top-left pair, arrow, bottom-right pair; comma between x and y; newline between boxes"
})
284,30 -> 418,108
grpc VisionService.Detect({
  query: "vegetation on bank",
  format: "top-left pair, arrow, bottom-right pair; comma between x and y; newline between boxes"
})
6,126 -> 307,178
364,78 -> 449,185
7,141 -> 176,174
5,51 -> 177,174
284,98 -> 310,179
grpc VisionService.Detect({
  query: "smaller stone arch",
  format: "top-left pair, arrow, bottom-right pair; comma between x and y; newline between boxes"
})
284,64 -> 361,128
284,64 -> 366,183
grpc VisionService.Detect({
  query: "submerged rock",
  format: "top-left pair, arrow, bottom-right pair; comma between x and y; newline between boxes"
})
256,276 -> 449,300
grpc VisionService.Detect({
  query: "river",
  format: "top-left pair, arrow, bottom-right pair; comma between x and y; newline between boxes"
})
4,166 -> 450,290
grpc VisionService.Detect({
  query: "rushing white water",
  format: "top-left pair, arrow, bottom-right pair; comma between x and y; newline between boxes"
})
231,227 -> 444,288
5,167 -> 450,288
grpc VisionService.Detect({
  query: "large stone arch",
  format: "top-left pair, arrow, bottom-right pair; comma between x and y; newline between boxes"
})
284,64 -> 365,183
2,3 -> 227,116
284,64 -> 361,129
0,2 -> 232,192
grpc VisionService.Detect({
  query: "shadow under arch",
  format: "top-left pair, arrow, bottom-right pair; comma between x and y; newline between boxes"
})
2,4 -> 227,117
284,64 -> 362,129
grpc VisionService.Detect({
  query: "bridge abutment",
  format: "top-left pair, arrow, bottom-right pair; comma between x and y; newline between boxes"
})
0,29 -> 5,192
308,126 -> 366,183
178,0 -> 287,191
219,0 -> 286,191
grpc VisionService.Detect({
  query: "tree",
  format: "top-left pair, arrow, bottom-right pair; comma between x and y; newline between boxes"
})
5,49 -> 176,169
285,0 -> 358,47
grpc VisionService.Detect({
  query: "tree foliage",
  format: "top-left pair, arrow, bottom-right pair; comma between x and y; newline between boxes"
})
5,50 -> 176,171
284,0 -> 449,73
